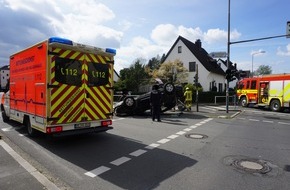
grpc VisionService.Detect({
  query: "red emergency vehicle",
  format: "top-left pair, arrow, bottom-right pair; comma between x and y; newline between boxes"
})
1,37 -> 116,136
236,73 -> 290,112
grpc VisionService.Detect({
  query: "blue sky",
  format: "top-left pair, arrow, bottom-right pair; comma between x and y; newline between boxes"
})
0,0 -> 289,73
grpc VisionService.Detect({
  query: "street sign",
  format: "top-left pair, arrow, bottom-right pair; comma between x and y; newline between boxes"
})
209,52 -> 227,58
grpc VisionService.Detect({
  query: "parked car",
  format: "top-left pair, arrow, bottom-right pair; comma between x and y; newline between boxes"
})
114,83 -> 182,116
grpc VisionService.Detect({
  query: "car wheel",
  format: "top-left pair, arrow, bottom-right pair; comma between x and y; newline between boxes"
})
25,117 -> 38,137
123,97 -> 136,108
164,83 -> 175,95
270,99 -> 281,112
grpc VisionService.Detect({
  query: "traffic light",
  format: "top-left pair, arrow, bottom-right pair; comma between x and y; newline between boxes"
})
194,74 -> 198,83
225,69 -> 236,82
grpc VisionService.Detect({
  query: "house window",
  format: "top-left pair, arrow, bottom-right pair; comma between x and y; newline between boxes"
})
178,46 -> 182,53
218,83 -> 223,92
189,62 -> 196,72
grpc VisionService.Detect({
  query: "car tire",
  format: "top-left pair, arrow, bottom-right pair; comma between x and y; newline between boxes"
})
164,83 -> 175,95
25,117 -> 38,137
123,96 -> 136,108
2,110 -> 9,123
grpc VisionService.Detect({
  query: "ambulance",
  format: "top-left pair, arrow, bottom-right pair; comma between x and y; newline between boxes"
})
1,37 -> 116,136
236,73 -> 290,112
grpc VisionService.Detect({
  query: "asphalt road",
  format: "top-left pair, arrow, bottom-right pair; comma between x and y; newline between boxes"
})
1,106 -> 290,190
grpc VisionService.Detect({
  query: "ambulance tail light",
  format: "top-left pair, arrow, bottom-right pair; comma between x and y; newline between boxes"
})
46,126 -> 63,133
101,120 -> 112,127
49,37 -> 73,45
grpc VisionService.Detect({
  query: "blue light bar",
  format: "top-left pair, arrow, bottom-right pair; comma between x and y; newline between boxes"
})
49,37 -> 73,45
105,48 -> 116,55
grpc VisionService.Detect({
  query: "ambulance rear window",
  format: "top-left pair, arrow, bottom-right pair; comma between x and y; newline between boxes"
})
88,62 -> 109,87
55,57 -> 82,86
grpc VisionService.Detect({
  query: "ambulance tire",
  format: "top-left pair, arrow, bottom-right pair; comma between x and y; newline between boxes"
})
25,117 -> 38,137
270,99 -> 281,112
2,110 -> 9,123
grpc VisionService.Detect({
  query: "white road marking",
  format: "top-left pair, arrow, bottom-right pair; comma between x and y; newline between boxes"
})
157,138 -> 171,144
145,143 -> 160,150
278,122 -> 290,125
85,166 -> 111,177
167,134 -> 179,139
0,140 -> 60,189
249,119 -> 259,122
84,118 -> 212,177
176,131 -> 186,135
110,157 -> 131,166
262,120 -> 274,123
129,149 -> 147,157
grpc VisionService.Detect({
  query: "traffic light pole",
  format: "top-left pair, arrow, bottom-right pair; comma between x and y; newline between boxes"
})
226,0 -> 231,113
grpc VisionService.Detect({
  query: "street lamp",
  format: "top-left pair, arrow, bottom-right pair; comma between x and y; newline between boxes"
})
251,50 -> 265,77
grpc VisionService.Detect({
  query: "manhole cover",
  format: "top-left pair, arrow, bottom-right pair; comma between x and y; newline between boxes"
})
222,155 -> 283,177
185,133 -> 208,139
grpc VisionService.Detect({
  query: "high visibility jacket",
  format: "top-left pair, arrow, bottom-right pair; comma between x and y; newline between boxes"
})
184,90 -> 192,101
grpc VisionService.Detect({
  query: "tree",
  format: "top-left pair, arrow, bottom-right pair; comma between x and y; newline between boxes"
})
114,58 -> 149,93
255,65 -> 272,75
152,59 -> 188,84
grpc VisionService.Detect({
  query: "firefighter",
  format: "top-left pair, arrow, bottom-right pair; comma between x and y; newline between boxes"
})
184,87 -> 192,111
150,84 -> 162,122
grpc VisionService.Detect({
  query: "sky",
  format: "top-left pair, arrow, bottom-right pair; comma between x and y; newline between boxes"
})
0,0 -> 289,74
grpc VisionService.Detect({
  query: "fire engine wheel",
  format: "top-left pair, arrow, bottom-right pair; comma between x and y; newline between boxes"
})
240,97 -> 248,107
270,100 -> 281,112
25,118 -> 38,137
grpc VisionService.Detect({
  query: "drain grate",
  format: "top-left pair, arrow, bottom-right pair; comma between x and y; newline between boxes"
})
223,155 -> 282,177
185,133 -> 208,139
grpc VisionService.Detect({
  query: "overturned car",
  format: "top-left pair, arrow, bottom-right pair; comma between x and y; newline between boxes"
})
114,83 -> 183,116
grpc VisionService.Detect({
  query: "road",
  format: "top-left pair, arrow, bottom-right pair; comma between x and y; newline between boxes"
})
1,106 -> 290,190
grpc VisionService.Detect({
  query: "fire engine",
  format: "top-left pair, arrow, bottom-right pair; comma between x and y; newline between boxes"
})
236,73 -> 290,112
1,37 -> 116,136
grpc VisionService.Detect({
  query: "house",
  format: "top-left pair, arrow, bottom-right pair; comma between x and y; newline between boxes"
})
0,65 -> 9,91
163,36 -> 226,92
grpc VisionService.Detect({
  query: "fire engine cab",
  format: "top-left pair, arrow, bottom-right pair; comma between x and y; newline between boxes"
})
236,73 -> 290,112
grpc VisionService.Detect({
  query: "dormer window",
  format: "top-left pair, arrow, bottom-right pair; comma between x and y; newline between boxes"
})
178,46 -> 182,53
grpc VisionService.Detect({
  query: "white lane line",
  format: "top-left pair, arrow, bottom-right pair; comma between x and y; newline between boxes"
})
145,143 -> 160,150
237,118 -> 246,120
278,122 -> 290,125
2,127 -> 13,131
190,125 -> 198,129
157,138 -> 170,144
167,134 -> 179,139
85,166 -> 111,177
195,123 -> 202,126
262,120 -> 274,123
249,119 -> 259,122
176,131 -> 186,135
110,157 -> 131,166
129,149 -> 147,157
183,128 -> 192,132
200,121 -> 207,124
0,140 -> 60,189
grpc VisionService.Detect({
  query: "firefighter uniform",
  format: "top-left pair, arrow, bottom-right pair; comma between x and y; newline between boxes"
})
184,87 -> 192,110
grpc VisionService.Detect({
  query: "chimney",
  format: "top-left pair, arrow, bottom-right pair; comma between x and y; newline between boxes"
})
195,39 -> 201,49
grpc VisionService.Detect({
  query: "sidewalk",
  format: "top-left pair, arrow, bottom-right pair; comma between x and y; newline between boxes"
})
0,135 -> 60,190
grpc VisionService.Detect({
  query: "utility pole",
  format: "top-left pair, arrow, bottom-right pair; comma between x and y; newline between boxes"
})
195,64 -> 199,112
226,0 -> 231,113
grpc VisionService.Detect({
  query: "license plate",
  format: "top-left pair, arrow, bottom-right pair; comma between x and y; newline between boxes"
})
74,123 -> 91,129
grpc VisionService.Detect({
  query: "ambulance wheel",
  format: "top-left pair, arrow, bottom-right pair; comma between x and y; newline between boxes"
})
25,117 -> 38,137
240,97 -> 248,107
2,110 -> 9,123
270,100 -> 281,112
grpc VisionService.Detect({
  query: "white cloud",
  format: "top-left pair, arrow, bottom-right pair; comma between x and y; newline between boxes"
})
277,44 -> 290,56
